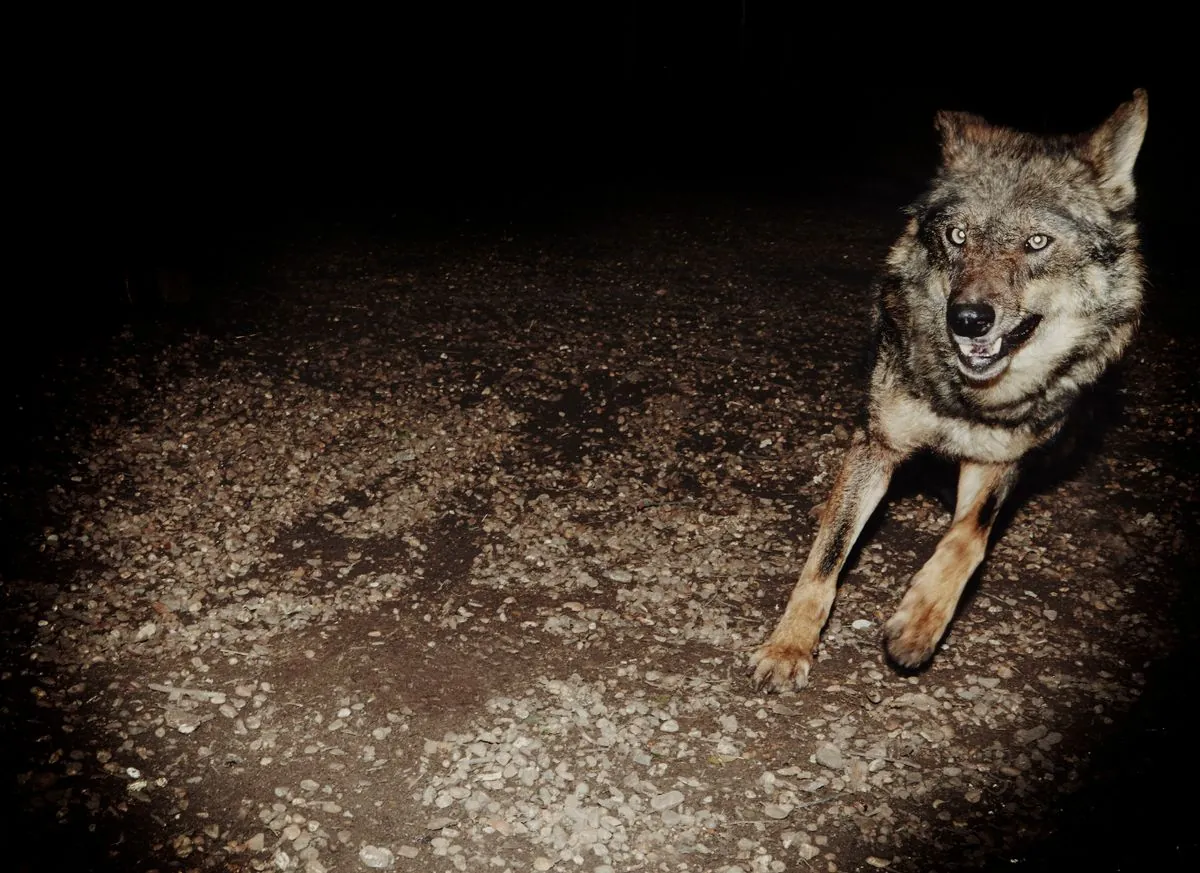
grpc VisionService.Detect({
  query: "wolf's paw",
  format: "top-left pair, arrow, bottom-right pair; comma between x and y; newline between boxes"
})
884,599 -> 951,668
750,643 -> 813,692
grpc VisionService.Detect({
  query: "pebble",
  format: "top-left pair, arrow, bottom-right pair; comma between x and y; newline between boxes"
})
815,743 -> 844,770
136,622 -> 158,641
1015,725 -> 1048,745
651,790 -> 684,811
358,845 -> 395,868
798,844 -> 821,861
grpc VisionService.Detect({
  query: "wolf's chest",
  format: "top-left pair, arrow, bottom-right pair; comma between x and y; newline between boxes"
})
871,389 -> 1050,463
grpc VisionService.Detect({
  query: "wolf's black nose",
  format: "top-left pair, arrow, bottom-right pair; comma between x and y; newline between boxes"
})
947,303 -> 995,338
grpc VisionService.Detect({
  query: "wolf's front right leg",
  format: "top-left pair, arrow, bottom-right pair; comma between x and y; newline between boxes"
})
752,434 -> 899,691
884,460 -> 1017,667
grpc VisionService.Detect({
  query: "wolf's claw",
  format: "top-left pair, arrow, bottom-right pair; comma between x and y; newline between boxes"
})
884,597 -> 951,668
750,643 -> 813,692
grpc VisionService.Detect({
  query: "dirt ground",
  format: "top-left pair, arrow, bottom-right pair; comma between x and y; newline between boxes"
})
2,193 -> 1196,872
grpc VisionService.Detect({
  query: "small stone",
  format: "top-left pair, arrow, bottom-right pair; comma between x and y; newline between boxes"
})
851,619 -> 872,630
135,622 -> 158,641
798,843 -> 820,861
396,846 -> 420,859
1015,725 -> 1048,745
358,845 -> 395,868
815,743 -> 843,770
247,833 -> 266,852
651,790 -> 684,811
533,858 -> 555,871
764,803 -> 793,820
660,719 -> 680,733
1037,731 -> 1063,751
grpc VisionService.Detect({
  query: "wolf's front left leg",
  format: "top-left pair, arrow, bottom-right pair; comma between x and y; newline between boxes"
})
752,434 -> 900,691
885,460 -> 1018,667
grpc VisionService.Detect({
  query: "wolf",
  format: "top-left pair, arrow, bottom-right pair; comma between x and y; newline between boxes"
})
752,91 -> 1149,691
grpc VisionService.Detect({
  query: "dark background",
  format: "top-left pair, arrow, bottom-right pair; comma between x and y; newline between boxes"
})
12,8 -> 1187,331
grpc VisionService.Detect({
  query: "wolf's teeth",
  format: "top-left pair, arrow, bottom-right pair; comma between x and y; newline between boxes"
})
956,336 -> 1002,359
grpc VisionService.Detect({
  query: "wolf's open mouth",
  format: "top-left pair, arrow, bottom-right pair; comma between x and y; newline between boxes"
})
954,314 -> 1043,381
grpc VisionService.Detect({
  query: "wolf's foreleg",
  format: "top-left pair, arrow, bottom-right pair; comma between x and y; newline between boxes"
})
752,434 -> 899,691
885,460 -> 1018,666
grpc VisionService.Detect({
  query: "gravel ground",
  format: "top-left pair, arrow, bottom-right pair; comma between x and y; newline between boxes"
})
2,195 -> 1195,872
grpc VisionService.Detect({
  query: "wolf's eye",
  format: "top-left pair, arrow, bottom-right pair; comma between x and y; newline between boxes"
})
1026,233 -> 1052,252
947,226 -> 967,246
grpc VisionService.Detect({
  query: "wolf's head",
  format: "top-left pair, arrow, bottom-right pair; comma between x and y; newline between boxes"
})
890,91 -> 1148,394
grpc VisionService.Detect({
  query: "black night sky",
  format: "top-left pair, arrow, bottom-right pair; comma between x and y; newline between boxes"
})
16,11 -> 1187,326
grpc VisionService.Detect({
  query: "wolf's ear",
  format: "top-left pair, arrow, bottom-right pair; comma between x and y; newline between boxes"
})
935,111 -> 991,166
1086,89 -> 1148,209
